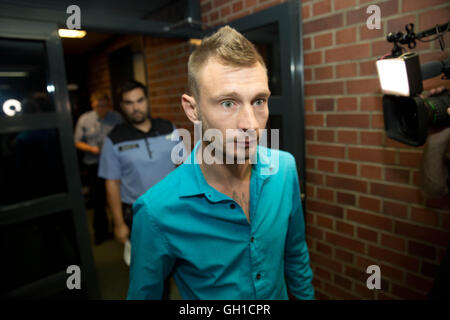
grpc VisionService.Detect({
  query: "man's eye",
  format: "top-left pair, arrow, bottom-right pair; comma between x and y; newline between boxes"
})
254,99 -> 265,106
221,101 -> 235,108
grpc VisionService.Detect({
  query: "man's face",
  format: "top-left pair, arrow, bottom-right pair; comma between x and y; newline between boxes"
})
120,88 -> 149,124
196,58 -> 270,161
92,98 -> 111,119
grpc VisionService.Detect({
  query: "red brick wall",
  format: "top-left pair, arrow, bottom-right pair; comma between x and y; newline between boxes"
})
143,37 -> 193,134
202,0 -> 450,299
87,52 -> 111,99
201,0 -> 286,27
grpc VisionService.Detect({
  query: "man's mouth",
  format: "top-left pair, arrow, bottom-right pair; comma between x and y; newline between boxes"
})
235,138 -> 257,147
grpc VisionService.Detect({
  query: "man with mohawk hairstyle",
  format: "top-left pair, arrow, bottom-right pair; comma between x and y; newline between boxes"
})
128,26 -> 314,300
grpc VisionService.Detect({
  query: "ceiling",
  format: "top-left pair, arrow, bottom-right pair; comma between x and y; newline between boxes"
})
0,0 -> 203,38
0,0 -> 185,22
61,32 -> 116,55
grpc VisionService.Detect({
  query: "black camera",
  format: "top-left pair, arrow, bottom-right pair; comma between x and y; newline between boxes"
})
376,22 -> 450,146
382,90 -> 450,146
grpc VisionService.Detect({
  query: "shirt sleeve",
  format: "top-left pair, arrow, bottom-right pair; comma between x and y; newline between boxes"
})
73,115 -> 85,143
98,136 -> 121,180
284,154 -> 315,300
127,198 -> 176,300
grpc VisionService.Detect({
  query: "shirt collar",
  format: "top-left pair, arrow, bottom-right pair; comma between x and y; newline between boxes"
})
125,117 -> 156,136
179,140 -> 276,199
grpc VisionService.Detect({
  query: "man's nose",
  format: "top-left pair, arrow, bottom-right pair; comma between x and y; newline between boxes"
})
237,104 -> 259,131
131,102 -> 139,111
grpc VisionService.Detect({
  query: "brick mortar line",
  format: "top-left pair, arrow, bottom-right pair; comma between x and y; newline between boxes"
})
309,223 -> 443,272
309,249 -> 409,297
306,111 -> 383,115
312,42 -> 443,68
317,249 -> 409,289
306,159 -> 406,169
350,253 -> 431,287
308,204 -> 450,244
305,141 -> 419,151
204,0 -> 244,15
309,197 -> 410,221
305,76 -> 380,83
304,126 -> 383,130
313,179 -> 417,197
305,124 -> 384,129
301,2 -> 450,26
305,169 -> 423,187
303,94 -> 382,99
349,251 -> 413,281
303,41 -> 447,57
310,218 -> 441,261
313,210 -> 443,252
204,0 -> 275,23
312,277 -> 360,299
307,175 -> 419,195
316,270 -> 359,295
302,46 -> 439,72
306,136 -> 416,147
327,223 -> 384,250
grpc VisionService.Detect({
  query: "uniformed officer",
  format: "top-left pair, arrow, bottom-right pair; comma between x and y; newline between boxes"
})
98,80 -> 185,243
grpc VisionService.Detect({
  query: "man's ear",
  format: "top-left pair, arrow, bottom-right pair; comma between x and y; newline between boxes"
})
181,94 -> 200,124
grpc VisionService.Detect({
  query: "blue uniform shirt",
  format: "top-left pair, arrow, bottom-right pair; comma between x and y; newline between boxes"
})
98,118 -> 185,205
127,140 -> 314,300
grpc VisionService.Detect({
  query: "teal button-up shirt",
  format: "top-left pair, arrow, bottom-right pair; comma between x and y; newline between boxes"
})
127,141 -> 314,300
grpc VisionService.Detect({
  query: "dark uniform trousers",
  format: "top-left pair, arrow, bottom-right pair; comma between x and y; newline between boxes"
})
86,163 -> 108,243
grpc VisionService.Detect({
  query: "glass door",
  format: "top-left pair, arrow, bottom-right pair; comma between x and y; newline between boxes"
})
0,18 -> 99,299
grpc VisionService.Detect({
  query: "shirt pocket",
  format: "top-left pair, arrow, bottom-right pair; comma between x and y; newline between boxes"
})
118,142 -> 146,173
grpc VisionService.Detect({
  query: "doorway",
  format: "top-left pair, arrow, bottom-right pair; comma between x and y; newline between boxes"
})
0,0 -> 305,299
0,18 -> 99,299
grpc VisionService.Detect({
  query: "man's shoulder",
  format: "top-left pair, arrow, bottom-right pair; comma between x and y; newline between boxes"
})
77,110 -> 95,124
264,147 -> 294,161
257,146 -> 296,172
106,111 -> 122,123
107,122 -> 136,145
278,149 -> 296,167
152,117 -> 175,135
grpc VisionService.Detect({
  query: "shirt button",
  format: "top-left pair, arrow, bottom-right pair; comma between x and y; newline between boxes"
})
251,236 -> 254,243
256,273 -> 261,280
230,203 -> 236,209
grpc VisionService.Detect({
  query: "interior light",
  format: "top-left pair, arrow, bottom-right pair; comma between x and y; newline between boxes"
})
3,99 -> 21,116
0,72 -> 28,77
58,29 -> 87,38
376,52 -> 423,96
189,38 -> 202,46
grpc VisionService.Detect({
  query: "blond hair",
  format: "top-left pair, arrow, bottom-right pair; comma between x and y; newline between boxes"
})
188,25 -> 266,100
